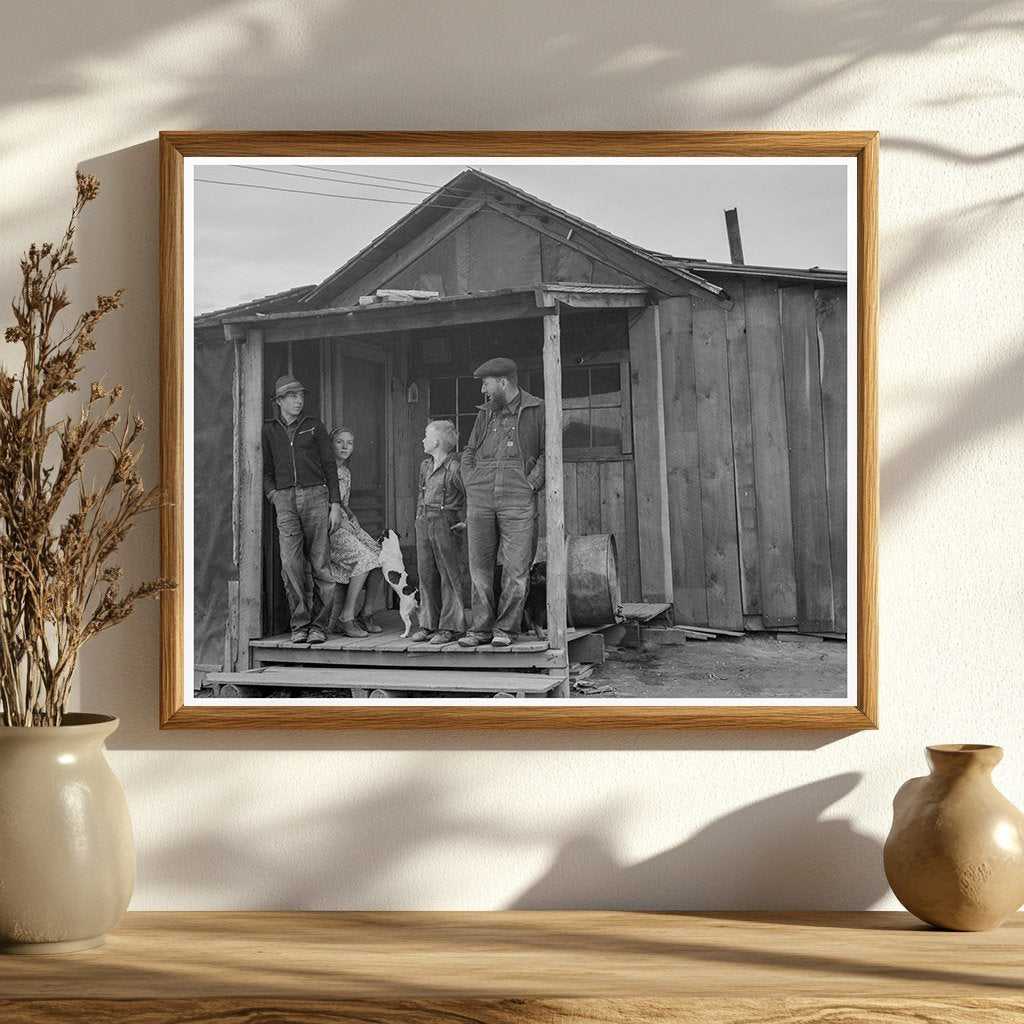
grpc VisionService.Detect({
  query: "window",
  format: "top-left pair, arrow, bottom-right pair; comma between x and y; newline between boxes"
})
427,375 -> 482,449
428,360 -> 631,460
529,362 -> 630,460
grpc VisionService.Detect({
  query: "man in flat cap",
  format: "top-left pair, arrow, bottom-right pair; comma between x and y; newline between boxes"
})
262,375 -> 343,644
458,357 -> 545,648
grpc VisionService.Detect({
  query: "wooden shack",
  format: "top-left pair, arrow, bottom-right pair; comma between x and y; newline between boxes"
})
193,169 -> 848,696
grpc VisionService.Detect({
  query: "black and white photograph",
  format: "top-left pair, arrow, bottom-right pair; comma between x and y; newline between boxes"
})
179,147 -> 865,716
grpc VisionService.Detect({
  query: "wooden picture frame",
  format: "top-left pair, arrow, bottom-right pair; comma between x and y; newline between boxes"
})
160,131 -> 878,730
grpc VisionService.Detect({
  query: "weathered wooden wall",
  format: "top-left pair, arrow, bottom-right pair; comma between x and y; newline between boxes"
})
661,277 -> 848,635
333,205 -> 642,305
561,460 -> 641,603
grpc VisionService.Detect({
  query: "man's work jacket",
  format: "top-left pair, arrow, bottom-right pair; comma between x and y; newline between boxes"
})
261,414 -> 341,505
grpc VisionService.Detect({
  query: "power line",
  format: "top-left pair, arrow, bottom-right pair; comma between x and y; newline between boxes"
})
193,178 -> 471,209
308,165 -> 481,194
693,236 -> 731,261
238,164 -> 444,197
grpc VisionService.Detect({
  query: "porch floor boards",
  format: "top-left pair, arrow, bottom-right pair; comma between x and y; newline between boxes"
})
251,624 -> 549,656
249,620 -> 624,657
240,604 -> 659,684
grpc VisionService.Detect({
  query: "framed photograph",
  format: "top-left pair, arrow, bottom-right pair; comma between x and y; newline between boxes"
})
160,131 -> 877,730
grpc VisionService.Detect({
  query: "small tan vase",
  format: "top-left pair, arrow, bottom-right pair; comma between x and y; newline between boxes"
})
884,744 -> 1024,931
0,713 -> 135,953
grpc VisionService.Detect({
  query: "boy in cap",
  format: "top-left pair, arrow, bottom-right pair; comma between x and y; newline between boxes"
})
262,374 -> 343,644
410,419 -> 467,645
458,357 -> 545,648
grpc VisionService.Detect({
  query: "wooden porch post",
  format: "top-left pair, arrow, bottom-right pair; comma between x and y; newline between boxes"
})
236,327 -> 264,668
542,312 -> 569,698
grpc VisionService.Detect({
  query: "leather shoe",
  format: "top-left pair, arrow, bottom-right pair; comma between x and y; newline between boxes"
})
307,627 -> 328,644
429,630 -> 458,645
410,628 -> 433,642
457,633 -> 490,648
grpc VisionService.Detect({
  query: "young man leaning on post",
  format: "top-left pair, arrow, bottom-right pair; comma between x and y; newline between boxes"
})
458,357 -> 545,649
262,374 -> 344,645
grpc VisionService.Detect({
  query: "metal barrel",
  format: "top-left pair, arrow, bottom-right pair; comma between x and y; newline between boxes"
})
566,533 -> 623,627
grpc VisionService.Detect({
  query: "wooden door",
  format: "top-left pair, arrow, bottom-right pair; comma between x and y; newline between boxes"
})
329,343 -> 389,539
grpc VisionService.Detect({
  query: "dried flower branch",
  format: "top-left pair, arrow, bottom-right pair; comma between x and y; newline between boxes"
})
0,173 -> 175,726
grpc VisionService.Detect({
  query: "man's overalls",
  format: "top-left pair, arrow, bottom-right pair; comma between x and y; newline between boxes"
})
463,394 -> 538,640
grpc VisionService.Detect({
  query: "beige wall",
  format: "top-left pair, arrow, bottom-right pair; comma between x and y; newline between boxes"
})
1,1 -> 1021,909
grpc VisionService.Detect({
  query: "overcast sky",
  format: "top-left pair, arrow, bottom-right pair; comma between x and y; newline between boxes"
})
192,160 -> 849,314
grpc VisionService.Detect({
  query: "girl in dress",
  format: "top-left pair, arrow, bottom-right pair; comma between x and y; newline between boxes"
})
328,427 -> 385,637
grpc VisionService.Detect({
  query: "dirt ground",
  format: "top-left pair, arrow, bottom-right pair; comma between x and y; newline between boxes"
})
578,631 -> 848,700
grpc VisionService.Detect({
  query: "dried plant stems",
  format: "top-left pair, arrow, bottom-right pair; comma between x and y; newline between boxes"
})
0,173 -> 174,726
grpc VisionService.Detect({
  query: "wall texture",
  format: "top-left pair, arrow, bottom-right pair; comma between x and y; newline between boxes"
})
1,0 -> 1021,910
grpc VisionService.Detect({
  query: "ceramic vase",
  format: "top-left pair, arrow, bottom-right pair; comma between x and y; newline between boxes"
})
884,744 -> 1024,931
0,713 -> 135,953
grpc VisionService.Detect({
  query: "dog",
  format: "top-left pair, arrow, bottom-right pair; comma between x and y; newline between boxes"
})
522,560 -> 548,639
492,558 -> 549,639
378,529 -> 420,638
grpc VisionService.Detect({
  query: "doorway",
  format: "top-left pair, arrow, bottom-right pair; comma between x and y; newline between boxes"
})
328,341 -> 389,539
261,337 -> 391,639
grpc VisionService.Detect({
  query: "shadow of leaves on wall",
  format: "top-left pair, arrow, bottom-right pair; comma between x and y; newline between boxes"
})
511,773 -> 886,910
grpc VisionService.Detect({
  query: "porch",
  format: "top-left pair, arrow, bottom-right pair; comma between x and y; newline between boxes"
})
217,283 -> 679,699
205,603 -> 670,699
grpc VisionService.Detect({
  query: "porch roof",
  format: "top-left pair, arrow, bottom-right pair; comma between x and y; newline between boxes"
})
220,283 -> 652,343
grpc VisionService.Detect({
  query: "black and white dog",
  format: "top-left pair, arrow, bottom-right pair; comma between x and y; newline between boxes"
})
378,529 -> 420,638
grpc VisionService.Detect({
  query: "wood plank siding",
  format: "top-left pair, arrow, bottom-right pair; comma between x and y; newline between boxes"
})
658,276 -> 848,634
780,284 -> 836,633
691,297 -> 745,631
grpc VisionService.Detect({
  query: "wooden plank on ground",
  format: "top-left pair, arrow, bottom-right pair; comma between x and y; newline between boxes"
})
658,296 -> 708,625
744,279 -> 798,627
674,622 -> 745,637
781,284 -> 836,633
691,299 -> 744,631
817,287 -> 848,634
628,305 -> 673,602
724,281 -> 762,617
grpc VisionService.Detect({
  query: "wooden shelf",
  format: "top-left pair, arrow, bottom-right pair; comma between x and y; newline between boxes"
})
1,911 -> 1021,1022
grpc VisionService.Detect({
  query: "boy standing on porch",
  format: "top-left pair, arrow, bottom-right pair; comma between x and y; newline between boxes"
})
411,420 -> 467,645
262,374 -> 343,645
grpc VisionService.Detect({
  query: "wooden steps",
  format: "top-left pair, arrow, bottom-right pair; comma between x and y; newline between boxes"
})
214,607 -> 661,701
206,666 -> 559,699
